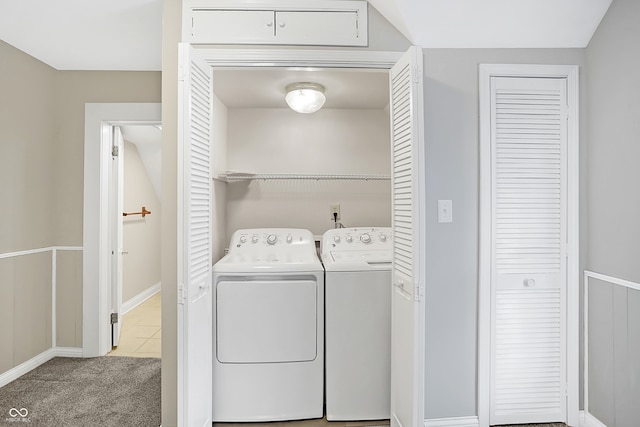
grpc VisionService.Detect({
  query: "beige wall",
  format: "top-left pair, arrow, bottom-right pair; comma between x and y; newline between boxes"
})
225,108 -> 391,240
0,40 -> 56,253
53,71 -> 161,246
161,0 -> 182,425
123,141 -> 162,302
0,39 -> 161,374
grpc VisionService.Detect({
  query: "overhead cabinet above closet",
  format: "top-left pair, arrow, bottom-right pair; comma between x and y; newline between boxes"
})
184,0 -> 368,46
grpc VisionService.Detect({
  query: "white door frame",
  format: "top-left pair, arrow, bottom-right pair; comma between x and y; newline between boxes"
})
477,64 -> 580,427
83,103 -> 161,357
181,47 -> 426,418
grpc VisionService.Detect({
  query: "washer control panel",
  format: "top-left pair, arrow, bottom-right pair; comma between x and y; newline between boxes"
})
322,227 -> 392,251
231,228 -> 313,251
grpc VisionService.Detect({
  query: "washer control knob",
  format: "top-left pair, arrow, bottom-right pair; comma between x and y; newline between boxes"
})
379,234 -> 387,242
333,235 -> 341,243
239,235 -> 247,244
346,235 -> 353,243
266,234 -> 278,245
251,235 -> 259,243
360,233 -> 372,244
286,234 -> 293,244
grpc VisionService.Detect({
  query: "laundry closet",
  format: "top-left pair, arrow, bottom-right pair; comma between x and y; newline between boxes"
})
178,1 -> 426,425
210,67 -> 392,251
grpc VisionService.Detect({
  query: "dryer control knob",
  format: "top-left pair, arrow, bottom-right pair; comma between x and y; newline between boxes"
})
360,233 -> 372,244
286,235 -> 293,243
379,234 -> 387,242
239,236 -> 247,244
345,235 -> 353,243
333,235 -> 341,243
252,235 -> 259,243
266,234 -> 278,245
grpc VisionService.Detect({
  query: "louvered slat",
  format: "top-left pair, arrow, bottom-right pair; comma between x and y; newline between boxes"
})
494,88 -> 562,275
189,58 -> 211,284
495,289 -> 562,416
391,61 -> 413,282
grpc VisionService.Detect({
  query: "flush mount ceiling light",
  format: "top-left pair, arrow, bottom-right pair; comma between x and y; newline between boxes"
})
285,82 -> 326,114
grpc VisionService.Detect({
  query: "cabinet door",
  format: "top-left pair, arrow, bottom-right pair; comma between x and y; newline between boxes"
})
275,11 -> 363,46
191,10 -> 275,44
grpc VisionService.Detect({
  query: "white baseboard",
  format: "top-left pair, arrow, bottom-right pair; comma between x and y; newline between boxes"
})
122,282 -> 161,315
424,416 -> 479,427
583,411 -> 607,427
54,346 -> 84,358
0,346 -> 83,388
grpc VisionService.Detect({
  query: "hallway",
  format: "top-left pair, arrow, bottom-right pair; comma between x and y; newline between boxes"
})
108,292 -> 161,358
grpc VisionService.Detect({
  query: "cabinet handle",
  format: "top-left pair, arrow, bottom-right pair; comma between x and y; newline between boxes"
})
266,21 -> 273,27
523,278 -> 536,287
279,21 -> 286,28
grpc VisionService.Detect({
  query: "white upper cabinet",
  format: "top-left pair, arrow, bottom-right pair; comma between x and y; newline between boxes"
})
184,0 -> 368,47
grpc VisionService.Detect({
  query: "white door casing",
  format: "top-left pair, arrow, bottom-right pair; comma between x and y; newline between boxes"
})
83,102 -> 161,357
389,46 -> 426,427
173,47 -> 426,426
177,43 -> 213,427
478,65 -> 579,427
110,126 -> 125,347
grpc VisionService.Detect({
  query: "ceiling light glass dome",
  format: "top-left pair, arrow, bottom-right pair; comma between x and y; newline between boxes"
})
285,82 -> 326,114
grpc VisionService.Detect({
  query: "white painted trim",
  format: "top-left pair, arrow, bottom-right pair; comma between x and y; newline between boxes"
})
584,412 -> 608,427
584,270 -> 640,292
122,282 -> 161,315
0,347 -> 83,388
0,246 -> 82,352
478,64 -> 580,427
83,103 -> 161,358
0,246 -> 82,259
424,416 -> 479,427
200,48 -> 402,69
52,249 -> 57,347
54,347 -> 84,358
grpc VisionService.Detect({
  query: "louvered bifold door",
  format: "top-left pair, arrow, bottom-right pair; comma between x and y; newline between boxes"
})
177,44 -> 213,427
389,47 -> 425,427
489,77 -> 568,425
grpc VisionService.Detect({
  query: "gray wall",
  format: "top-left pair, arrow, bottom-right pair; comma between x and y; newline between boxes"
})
588,279 -> 640,426
584,0 -> 640,424
421,48 -> 586,419
586,0 -> 640,284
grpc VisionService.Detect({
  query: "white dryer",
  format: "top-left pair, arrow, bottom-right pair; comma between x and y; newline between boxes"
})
322,227 -> 392,421
212,228 -> 324,422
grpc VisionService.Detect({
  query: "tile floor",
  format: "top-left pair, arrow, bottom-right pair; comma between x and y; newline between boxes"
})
107,292 -> 161,358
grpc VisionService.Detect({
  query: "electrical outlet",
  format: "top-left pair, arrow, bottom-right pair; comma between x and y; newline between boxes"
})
330,204 -> 341,221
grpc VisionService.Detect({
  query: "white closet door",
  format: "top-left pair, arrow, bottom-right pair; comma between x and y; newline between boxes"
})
177,43 -> 213,427
389,46 -> 425,427
489,76 -> 568,425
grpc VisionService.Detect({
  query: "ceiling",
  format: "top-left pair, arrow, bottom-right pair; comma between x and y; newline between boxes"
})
213,68 -> 389,109
0,0 -> 612,72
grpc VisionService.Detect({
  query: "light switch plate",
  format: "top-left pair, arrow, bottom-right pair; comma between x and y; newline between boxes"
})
438,200 -> 453,223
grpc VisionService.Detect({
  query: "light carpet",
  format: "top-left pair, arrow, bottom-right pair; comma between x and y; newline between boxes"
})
0,356 -> 160,427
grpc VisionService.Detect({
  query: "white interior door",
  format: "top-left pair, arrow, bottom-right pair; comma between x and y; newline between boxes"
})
110,125 -> 124,347
389,46 -> 426,427
177,43 -> 213,427
488,76 -> 568,425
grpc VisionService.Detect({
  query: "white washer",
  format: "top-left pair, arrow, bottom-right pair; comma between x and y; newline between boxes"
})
322,227 -> 392,421
212,228 -> 324,422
